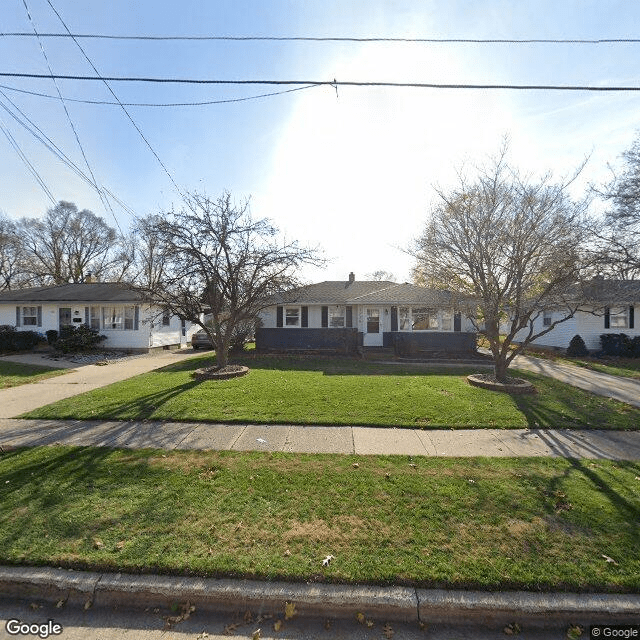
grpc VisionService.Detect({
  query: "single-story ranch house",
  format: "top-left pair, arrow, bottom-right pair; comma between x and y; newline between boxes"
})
0,282 -> 199,351
256,273 -> 477,356
510,279 -> 639,351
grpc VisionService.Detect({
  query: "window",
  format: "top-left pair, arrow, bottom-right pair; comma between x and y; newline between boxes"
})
329,306 -> 345,327
285,307 -> 300,327
399,307 -> 411,331
543,311 -> 552,327
87,306 -> 100,331
411,307 -> 439,331
441,310 -> 453,332
366,308 -> 380,333
102,305 -> 135,330
22,306 -> 38,326
162,308 -> 171,326
609,307 -> 628,329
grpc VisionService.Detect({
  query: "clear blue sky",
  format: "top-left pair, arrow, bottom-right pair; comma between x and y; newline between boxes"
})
1,0 -> 639,283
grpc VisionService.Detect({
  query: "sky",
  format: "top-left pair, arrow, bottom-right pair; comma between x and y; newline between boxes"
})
1,0 -> 639,284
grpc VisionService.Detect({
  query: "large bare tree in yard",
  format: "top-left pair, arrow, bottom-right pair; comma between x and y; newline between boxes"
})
142,191 -> 323,369
413,149 -> 592,382
18,201 -> 118,284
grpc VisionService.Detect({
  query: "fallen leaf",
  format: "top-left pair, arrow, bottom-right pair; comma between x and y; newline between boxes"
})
29,603 -> 42,610
366,619 -> 374,628
283,549 -> 291,557
284,601 -> 297,620
352,463 -> 359,468
322,554 -> 335,567
223,623 -> 239,635
418,620 -> 428,631
243,610 -> 253,623
409,463 -> 417,468
92,538 -> 105,549
355,612 -> 366,625
383,622 -> 394,638
251,629 -> 261,640
116,540 -> 126,550
84,600 -> 92,610
273,619 -> 283,632
503,622 -> 521,635
324,619 -> 332,630
566,624 -> 584,639
602,554 -> 619,565
55,600 -> 65,609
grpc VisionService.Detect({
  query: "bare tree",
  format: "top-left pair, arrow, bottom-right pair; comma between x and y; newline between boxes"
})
0,214 -> 30,290
366,270 -> 396,282
141,191 -> 324,369
593,131 -> 640,278
129,214 -> 171,289
18,201 -> 117,284
412,148 -> 593,382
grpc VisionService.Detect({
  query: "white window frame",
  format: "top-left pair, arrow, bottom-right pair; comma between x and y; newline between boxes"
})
329,305 -> 345,328
399,306 -> 440,331
102,305 -> 135,331
21,306 -> 38,326
609,307 -> 628,329
284,306 -> 301,327
543,311 -> 553,327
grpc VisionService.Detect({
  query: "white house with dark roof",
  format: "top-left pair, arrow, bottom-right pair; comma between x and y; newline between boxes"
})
256,273 -> 477,356
0,282 -> 199,351
509,279 -> 640,351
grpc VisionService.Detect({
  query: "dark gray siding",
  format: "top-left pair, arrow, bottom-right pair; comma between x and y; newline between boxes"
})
256,328 -> 359,355
386,331 -> 477,356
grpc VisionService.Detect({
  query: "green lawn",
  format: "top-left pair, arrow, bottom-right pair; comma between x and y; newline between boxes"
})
22,353 -> 640,429
0,361 -> 67,389
1,447 -> 638,592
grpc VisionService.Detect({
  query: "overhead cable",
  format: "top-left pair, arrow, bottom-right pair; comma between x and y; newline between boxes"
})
20,0 -> 116,226
1,73 -> 639,91
0,81 -> 320,106
1,33 -> 640,44
44,0 -> 184,203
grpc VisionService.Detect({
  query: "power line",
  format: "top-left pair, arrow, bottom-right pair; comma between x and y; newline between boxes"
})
1,73 -> 639,91
0,90 -> 136,217
43,0 -> 184,203
20,0 -> 117,228
0,81 -> 321,106
0,116 -> 56,205
2,32 -> 640,44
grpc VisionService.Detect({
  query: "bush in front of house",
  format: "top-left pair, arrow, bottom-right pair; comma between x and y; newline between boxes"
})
54,325 -> 107,354
45,329 -> 58,346
0,326 -> 43,352
599,333 -> 640,358
566,334 -> 589,357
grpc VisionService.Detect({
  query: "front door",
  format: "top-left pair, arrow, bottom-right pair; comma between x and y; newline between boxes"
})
59,307 -> 72,329
363,307 -> 383,347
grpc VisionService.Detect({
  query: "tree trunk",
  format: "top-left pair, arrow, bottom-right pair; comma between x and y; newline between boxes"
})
494,356 -> 509,383
215,338 -> 229,368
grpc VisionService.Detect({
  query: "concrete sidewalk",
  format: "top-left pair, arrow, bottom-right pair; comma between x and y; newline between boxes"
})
1,418 -> 639,459
0,349 -> 202,419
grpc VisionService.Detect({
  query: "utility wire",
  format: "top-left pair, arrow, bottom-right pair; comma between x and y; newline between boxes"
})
43,0 -> 184,202
2,33 -> 640,44
0,116 -> 56,205
1,73 -> 639,91
0,90 -> 136,216
20,0 -> 117,227
0,81 -> 320,106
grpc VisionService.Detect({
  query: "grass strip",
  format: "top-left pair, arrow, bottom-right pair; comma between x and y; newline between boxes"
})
0,361 -> 67,389
22,354 -> 640,429
1,446 -> 638,592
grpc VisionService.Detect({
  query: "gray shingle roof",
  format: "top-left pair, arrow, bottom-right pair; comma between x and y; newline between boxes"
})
0,282 -> 147,303
276,280 -> 464,306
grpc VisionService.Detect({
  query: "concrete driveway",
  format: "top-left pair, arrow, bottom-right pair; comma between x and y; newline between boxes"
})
0,349 -> 203,419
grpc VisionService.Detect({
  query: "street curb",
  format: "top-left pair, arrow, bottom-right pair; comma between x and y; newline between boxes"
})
1,567 -> 639,626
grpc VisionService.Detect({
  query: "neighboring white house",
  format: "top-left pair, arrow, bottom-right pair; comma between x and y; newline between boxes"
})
510,280 -> 639,351
0,282 -> 199,352
256,273 -> 477,355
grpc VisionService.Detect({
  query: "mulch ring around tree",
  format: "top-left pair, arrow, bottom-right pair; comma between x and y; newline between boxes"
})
467,373 -> 536,394
192,365 -> 249,381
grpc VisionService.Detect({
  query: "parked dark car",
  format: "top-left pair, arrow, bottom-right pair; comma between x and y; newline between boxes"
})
191,330 -> 214,350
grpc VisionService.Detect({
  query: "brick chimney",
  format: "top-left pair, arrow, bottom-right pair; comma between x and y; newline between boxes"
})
348,272 -> 355,284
